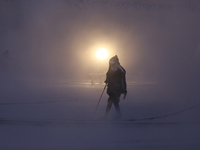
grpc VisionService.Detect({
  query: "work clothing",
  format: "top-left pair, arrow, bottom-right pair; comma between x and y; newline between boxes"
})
104,55 -> 127,118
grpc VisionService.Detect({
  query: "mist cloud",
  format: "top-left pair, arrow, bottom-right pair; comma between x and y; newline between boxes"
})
0,0 -> 200,91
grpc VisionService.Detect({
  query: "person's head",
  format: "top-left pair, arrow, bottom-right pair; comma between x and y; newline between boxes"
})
109,55 -> 119,66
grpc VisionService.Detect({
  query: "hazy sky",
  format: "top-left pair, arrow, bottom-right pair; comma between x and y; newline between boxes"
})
1,0 -> 200,88
1,2 -> 200,149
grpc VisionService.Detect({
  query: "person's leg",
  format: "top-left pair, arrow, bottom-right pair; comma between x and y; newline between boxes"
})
113,94 -> 122,118
114,103 -> 121,114
105,96 -> 113,115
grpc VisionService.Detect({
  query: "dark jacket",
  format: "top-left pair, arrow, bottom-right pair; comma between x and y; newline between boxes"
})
105,65 -> 127,96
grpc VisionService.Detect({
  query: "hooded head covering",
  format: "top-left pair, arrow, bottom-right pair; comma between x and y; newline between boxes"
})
109,55 -> 119,65
108,55 -> 125,73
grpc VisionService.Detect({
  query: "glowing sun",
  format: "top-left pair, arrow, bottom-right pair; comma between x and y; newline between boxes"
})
96,48 -> 109,60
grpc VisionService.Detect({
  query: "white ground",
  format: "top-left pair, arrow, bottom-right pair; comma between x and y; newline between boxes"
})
0,79 -> 200,150
1,0 -> 200,149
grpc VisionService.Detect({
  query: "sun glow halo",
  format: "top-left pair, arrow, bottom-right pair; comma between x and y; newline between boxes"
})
96,48 -> 109,60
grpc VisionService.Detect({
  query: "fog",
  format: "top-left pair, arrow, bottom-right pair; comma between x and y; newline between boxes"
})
1,0 -> 200,84
1,0 -> 200,149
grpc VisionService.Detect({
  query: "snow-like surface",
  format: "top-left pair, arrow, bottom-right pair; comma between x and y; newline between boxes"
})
1,121 -> 199,150
1,0 -> 200,149
0,79 -> 200,150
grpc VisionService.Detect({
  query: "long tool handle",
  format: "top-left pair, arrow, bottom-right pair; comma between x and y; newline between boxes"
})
94,84 -> 107,115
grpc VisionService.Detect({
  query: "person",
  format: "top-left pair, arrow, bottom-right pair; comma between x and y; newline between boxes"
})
104,55 -> 127,119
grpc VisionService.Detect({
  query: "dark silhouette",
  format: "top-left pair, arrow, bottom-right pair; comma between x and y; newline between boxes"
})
104,55 -> 127,119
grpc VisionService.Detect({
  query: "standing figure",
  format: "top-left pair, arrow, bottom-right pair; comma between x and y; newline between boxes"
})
104,55 -> 127,119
